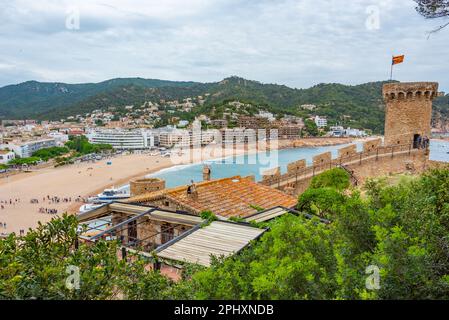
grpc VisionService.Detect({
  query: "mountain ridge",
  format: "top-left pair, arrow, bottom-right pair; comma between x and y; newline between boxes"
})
0,77 -> 447,134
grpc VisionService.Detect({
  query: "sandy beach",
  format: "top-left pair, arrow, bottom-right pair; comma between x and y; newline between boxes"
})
0,137 -> 361,235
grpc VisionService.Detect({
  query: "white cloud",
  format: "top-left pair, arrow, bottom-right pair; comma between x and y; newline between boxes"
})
0,0 -> 447,91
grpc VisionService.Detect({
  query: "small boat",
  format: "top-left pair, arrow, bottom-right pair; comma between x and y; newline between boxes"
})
91,187 -> 130,203
78,203 -> 104,214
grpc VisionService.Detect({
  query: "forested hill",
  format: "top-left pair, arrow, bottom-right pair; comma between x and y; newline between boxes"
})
0,76 -> 447,134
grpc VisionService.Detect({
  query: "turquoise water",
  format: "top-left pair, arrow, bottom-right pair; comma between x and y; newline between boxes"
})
430,140 -> 449,162
147,140 -> 449,188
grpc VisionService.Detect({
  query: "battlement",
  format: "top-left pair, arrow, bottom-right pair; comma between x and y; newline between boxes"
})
383,82 -> 439,102
260,139 -> 428,192
383,81 -> 438,146
130,177 -> 166,197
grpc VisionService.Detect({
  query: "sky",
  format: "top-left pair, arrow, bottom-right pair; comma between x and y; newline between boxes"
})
0,0 -> 448,91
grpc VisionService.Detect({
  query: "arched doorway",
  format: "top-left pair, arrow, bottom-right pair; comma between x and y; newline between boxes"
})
413,134 -> 421,149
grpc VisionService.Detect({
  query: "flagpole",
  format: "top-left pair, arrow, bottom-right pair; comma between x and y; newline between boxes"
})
390,56 -> 393,81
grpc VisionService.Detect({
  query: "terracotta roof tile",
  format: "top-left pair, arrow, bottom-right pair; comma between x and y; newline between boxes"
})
127,176 -> 297,218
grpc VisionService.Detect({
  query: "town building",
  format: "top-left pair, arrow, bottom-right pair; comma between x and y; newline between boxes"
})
238,115 -> 271,129
258,111 -> 276,122
329,126 -> 345,137
10,138 -> 57,158
87,129 -> 155,150
0,150 -> 15,164
77,202 -> 268,276
210,119 -> 228,128
314,116 -> 328,128
127,175 -> 297,219
329,126 -> 366,137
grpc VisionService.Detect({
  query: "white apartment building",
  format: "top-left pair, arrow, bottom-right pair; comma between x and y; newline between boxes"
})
10,138 -> 57,158
48,131 -> 69,146
344,128 -> 367,137
330,126 -> 367,137
0,150 -> 15,164
314,116 -> 328,128
258,111 -> 276,122
156,125 -> 219,148
87,129 -> 155,150
329,126 -> 345,137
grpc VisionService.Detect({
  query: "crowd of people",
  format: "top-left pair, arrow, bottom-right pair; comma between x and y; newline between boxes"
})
0,195 -> 88,236
0,198 -> 21,210
38,207 -> 59,214
416,135 -> 430,149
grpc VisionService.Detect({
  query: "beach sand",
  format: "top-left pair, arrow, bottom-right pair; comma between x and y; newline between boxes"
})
0,153 -> 174,234
0,137 -> 364,235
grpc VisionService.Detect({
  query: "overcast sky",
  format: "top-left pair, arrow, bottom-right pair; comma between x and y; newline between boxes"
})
0,0 -> 447,91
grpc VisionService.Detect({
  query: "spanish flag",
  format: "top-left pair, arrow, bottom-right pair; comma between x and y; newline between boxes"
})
392,55 -> 405,65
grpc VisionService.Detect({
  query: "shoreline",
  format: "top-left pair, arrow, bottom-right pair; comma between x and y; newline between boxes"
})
0,137 -> 371,234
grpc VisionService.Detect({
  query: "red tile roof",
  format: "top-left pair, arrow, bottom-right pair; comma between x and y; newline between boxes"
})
127,176 -> 297,218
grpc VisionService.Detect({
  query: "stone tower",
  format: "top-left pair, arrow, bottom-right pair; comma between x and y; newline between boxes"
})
129,178 -> 165,197
383,82 -> 438,146
202,165 -> 211,181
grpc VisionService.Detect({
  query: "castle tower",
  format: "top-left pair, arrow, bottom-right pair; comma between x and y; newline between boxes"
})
129,178 -> 165,197
383,82 -> 438,146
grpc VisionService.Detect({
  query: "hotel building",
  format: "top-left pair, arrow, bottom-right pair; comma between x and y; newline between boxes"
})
10,138 -> 57,158
87,129 -> 155,150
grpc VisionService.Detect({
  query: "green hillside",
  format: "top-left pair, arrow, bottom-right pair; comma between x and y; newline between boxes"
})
0,76 -> 447,134
0,78 -> 202,119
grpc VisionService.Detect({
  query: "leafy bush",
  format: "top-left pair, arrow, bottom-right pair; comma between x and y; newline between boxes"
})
3,168 -> 449,300
33,147 -> 69,161
9,157 -> 41,166
188,168 -> 449,300
65,136 -> 112,155
297,187 -> 346,218
310,167 -> 350,191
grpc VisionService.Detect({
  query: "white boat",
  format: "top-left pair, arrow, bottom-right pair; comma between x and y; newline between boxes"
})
89,186 -> 130,203
97,188 -> 130,202
78,203 -> 104,214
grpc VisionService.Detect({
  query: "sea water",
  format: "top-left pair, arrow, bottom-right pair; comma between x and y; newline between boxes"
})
146,140 -> 449,188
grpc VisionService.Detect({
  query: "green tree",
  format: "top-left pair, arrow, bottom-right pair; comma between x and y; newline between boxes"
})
303,119 -> 319,137
310,167 -> 350,191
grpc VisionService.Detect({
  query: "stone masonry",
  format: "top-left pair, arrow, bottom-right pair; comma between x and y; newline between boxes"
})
383,82 -> 438,146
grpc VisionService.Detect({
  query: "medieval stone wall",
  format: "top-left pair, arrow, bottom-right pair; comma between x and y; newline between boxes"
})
287,159 -> 306,174
313,152 -> 332,169
338,144 -> 357,158
363,138 -> 382,153
260,139 -> 429,197
130,178 -> 166,197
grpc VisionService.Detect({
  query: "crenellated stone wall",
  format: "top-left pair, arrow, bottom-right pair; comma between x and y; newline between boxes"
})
338,144 -> 357,158
259,81 -> 439,198
260,141 -> 429,196
313,152 -> 332,166
287,159 -> 306,174
262,166 -> 281,184
363,138 -> 382,153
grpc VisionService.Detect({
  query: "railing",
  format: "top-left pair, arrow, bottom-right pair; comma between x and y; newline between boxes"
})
261,143 -> 424,188
338,164 -> 359,186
